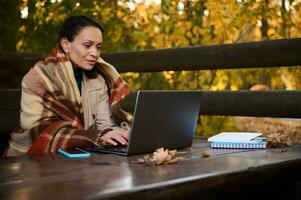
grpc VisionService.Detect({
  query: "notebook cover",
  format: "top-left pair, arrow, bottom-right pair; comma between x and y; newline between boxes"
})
208,132 -> 263,143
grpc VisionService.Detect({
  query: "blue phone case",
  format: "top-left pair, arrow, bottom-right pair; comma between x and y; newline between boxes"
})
58,148 -> 91,158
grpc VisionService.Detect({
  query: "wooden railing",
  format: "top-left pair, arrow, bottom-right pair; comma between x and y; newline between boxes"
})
104,38 -> 301,72
1,38 -> 301,72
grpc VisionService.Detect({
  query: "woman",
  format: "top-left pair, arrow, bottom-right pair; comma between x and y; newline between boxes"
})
6,16 -> 132,156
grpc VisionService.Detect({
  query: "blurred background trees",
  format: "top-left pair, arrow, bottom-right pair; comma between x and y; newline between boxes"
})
1,0 -> 301,136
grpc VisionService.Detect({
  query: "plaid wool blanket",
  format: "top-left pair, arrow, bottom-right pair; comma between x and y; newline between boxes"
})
12,47 -> 131,155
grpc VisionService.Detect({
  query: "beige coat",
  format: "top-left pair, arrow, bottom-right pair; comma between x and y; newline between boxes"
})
82,73 -> 118,130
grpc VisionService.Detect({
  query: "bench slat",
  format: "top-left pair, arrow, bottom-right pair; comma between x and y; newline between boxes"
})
121,90 -> 301,118
104,38 -> 301,72
1,89 -> 301,135
1,39 -> 301,74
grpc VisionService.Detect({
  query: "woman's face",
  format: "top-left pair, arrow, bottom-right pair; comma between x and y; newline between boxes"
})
62,26 -> 103,70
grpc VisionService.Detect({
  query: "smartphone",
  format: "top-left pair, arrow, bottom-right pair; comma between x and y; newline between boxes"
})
58,148 -> 91,158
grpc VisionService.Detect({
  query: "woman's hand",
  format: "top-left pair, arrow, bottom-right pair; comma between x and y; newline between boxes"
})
100,129 -> 129,146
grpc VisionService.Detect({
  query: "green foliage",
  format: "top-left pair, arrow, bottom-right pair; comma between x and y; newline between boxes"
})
198,115 -> 238,136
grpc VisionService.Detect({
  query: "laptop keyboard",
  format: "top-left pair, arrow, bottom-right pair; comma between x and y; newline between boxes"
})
94,145 -> 128,153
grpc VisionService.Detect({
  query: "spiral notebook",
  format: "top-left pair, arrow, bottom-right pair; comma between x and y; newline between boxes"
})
208,132 -> 267,149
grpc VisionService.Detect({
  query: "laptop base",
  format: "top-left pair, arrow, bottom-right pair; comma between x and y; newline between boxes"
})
83,146 -> 128,156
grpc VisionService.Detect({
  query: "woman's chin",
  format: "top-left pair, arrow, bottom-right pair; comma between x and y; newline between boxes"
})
79,64 -> 94,71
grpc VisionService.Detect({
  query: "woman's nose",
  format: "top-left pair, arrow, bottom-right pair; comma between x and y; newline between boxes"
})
90,47 -> 98,57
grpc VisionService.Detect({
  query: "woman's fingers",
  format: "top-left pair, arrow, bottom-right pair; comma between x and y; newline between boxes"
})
111,135 -> 127,145
104,138 -> 117,146
119,131 -> 129,141
101,130 -> 129,146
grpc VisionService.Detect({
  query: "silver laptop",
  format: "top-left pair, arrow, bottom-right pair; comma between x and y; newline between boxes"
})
84,90 -> 201,155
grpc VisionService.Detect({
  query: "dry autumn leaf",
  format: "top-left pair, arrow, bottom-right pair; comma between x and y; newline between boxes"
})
151,147 -> 170,165
131,147 -> 184,165
266,132 -> 292,152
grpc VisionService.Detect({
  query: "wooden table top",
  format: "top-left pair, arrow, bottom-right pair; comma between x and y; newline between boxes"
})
0,138 -> 300,200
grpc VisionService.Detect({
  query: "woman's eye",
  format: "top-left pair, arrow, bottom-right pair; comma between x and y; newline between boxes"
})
84,44 -> 91,48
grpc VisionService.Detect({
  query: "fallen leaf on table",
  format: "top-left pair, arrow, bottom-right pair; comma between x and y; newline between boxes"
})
151,147 -> 170,165
131,148 -> 184,165
164,156 -> 184,164
266,132 -> 292,152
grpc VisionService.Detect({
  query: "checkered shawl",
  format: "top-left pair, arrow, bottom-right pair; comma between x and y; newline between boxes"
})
16,47 -> 131,155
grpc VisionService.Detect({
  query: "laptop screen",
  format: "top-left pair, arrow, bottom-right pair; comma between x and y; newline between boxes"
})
126,90 -> 202,155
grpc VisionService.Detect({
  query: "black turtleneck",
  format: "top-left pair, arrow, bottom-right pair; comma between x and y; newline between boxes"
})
72,63 -> 83,95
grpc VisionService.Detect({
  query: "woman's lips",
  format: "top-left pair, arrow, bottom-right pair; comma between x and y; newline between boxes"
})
86,60 -> 96,65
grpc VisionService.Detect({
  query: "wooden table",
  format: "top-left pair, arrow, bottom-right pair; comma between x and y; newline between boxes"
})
0,138 -> 300,200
